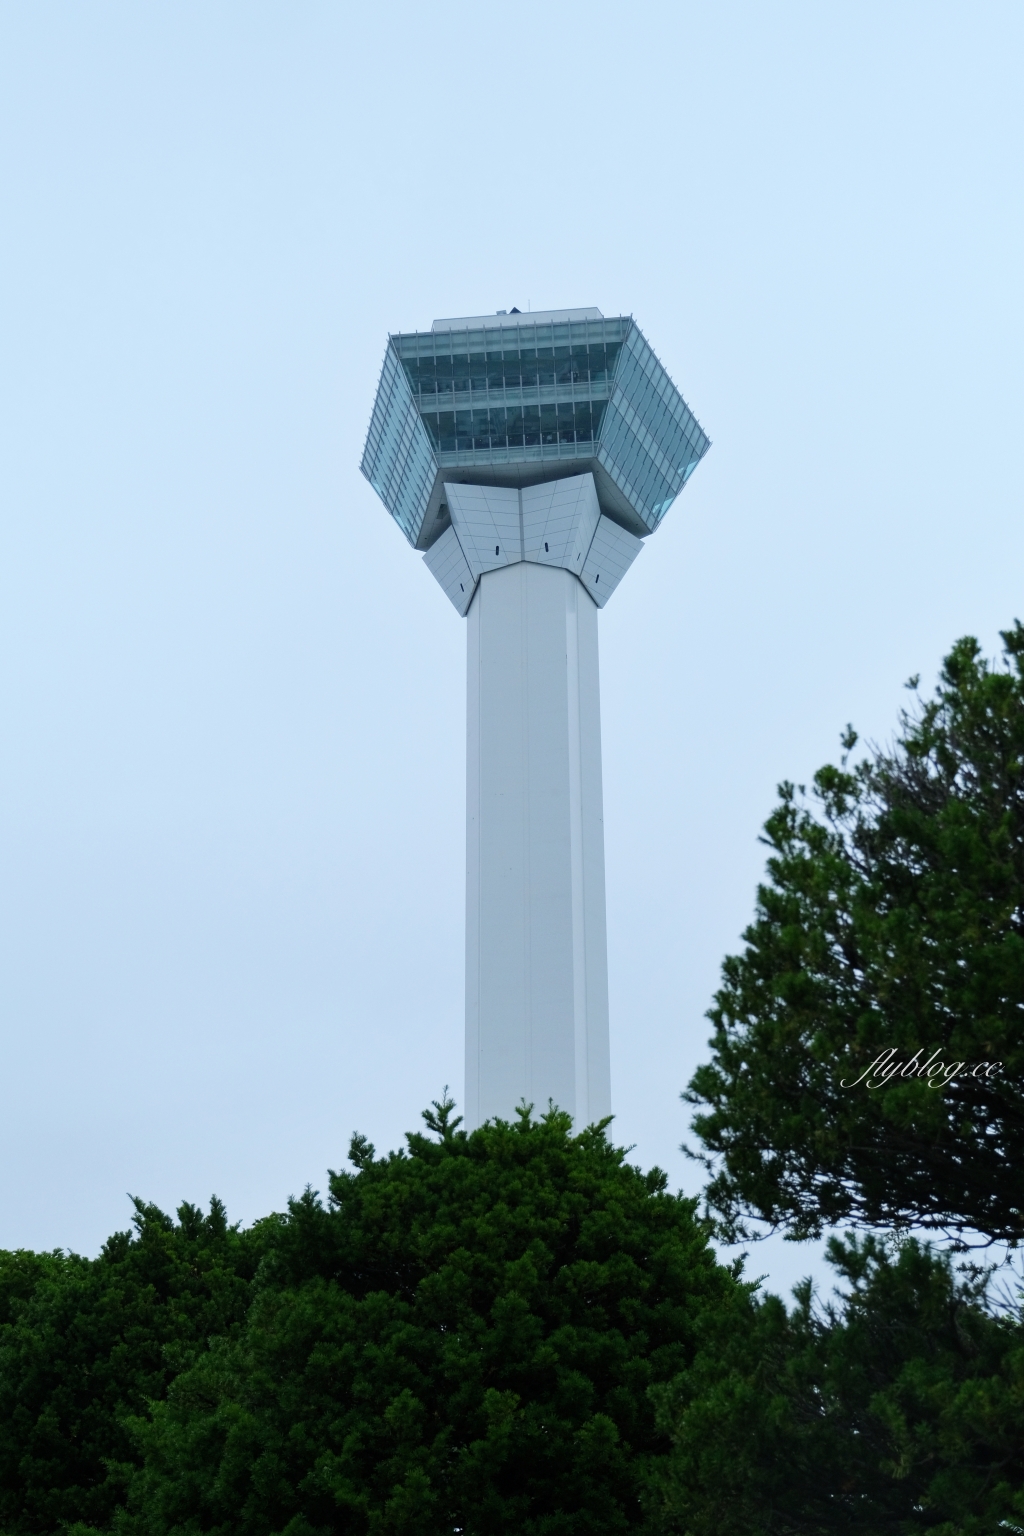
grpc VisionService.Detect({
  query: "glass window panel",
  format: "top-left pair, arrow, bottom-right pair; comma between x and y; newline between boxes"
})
456,410 -> 473,450
556,402 -> 574,444
438,411 -> 456,451
524,404 -> 541,446
453,356 -> 470,394
421,412 -> 440,448
505,406 -> 525,446
488,407 -> 507,446
574,402 -> 593,441
555,346 -> 572,385
537,347 -> 555,387
472,407 -> 490,447
540,404 -> 557,445
470,353 -> 487,391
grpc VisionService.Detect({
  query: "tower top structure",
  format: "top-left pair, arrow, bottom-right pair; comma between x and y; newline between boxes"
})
360,309 -> 710,603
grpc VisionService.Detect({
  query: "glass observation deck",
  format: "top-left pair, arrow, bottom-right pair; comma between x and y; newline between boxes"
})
360,308 -> 710,550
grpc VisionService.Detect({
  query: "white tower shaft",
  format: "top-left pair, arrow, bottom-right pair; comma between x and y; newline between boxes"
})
464,561 -> 611,1130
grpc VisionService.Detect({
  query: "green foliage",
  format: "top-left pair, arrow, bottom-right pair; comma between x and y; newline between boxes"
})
652,1235 -> 1024,1535
0,1197 -> 272,1535
686,625 -> 1024,1246
116,1101 -> 733,1536
1,1103 -> 1022,1534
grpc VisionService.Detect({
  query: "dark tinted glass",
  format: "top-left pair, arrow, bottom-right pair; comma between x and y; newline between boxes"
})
422,397 -> 610,455
505,406 -> 524,445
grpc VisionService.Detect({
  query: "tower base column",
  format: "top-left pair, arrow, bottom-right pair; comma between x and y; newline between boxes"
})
464,561 -> 611,1130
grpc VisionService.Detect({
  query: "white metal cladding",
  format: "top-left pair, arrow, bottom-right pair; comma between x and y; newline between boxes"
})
426,474 -> 643,615
432,307 -> 604,333
465,562 -> 610,1129
579,516 -> 643,608
422,526 -> 476,617
521,474 -> 601,572
445,483 -> 521,577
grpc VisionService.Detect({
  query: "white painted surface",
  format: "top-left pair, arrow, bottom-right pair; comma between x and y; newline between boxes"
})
431,307 -> 604,332
580,516 -> 644,607
445,482 -> 521,577
521,475 -> 601,572
429,473 -> 634,616
465,561 -> 611,1130
422,525 -> 476,616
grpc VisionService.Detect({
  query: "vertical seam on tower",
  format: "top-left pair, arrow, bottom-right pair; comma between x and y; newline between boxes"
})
467,590 -> 482,1129
518,486 -> 524,561
567,577 -> 588,1126
521,559 -> 532,1111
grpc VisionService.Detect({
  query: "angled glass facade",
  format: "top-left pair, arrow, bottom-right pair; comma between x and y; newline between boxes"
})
361,344 -> 436,544
360,311 -> 709,548
598,322 -> 709,528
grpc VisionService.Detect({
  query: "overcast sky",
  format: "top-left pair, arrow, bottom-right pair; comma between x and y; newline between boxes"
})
1,2 -> 1022,1298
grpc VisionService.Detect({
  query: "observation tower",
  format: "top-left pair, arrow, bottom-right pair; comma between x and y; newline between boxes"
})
361,307 -> 709,1130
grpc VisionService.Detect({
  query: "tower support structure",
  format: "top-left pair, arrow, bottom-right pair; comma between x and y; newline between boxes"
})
465,561 -> 610,1130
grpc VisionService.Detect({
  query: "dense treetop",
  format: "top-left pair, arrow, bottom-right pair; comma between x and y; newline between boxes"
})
686,625 -> 1024,1247
0,1197 -> 273,1534
120,1100 -> 733,1536
0,1103 -> 738,1536
654,1233 -> 1024,1536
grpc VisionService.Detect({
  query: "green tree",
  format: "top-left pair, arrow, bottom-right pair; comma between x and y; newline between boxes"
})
0,1197 -> 271,1534
652,1235 -> 1024,1535
118,1100 -> 735,1536
686,625 -> 1024,1247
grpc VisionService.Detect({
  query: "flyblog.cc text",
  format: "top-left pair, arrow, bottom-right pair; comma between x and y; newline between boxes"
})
841,1048 -> 1004,1091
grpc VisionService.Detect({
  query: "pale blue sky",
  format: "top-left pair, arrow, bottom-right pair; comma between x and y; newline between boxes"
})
1,2 -> 1021,1297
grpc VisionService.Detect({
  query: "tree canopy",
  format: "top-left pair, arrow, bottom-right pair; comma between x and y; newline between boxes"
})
118,1100 -> 733,1536
654,1234 -> 1024,1536
685,625 -> 1024,1247
0,1197 -> 272,1534
0,1102 -> 1020,1534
